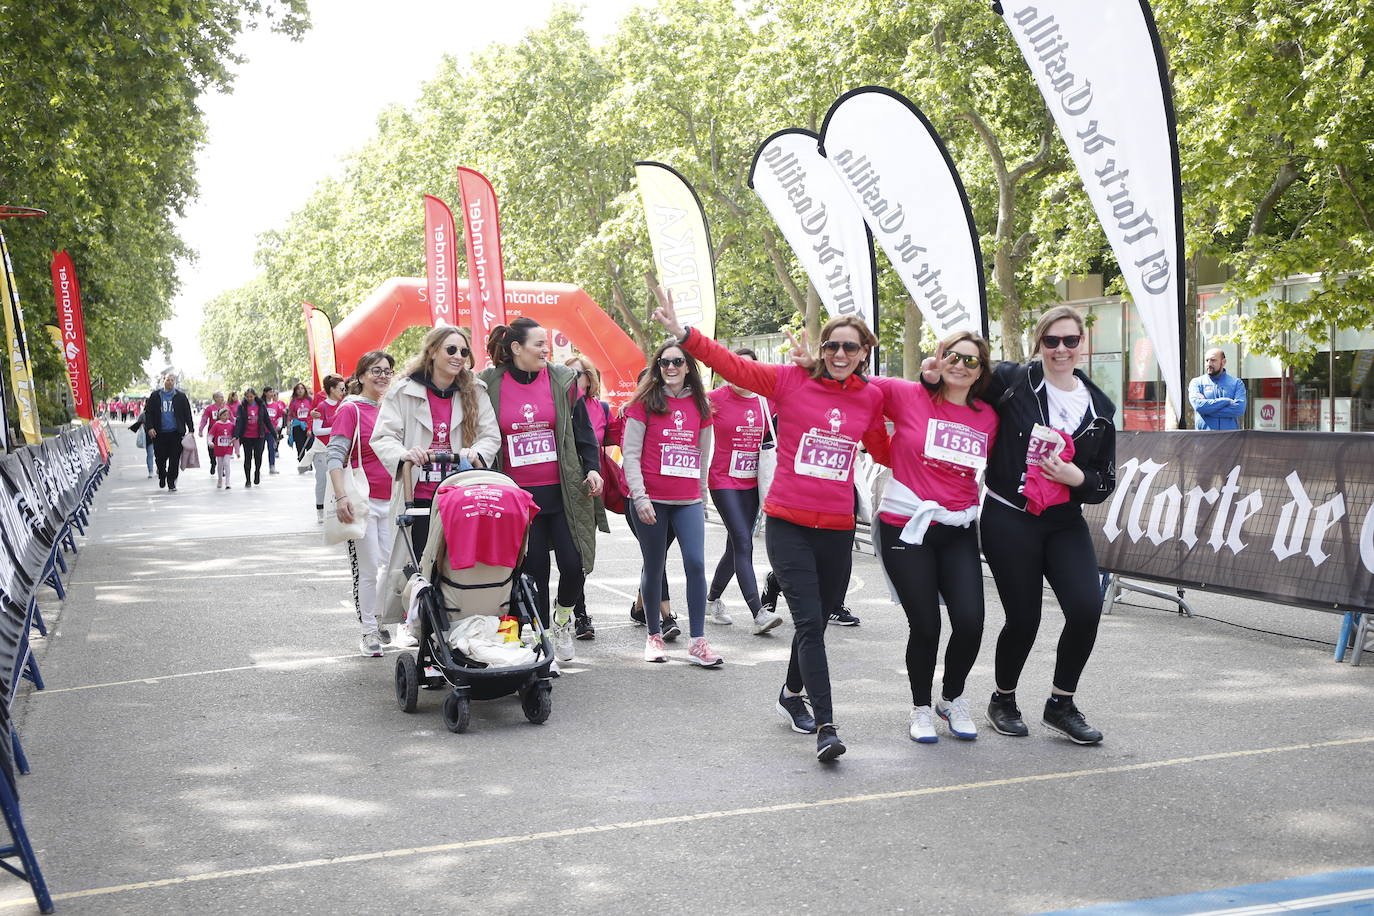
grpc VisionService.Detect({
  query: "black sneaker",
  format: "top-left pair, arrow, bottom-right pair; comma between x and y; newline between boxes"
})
759,571 -> 781,615
1042,698 -> 1104,745
254,470 -> 261,484
574,613 -> 595,641
158,476 -> 166,489
661,615 -> 681,642
828,606 -> 861,626
816,725 -> 846,762
630,601 -> 646,626
775,689 -> 817,734
987,692 -> 1029,737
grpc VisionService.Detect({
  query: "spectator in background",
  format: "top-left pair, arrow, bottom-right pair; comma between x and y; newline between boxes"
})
142,372 -> 195,492
1189,349 -> 1247,430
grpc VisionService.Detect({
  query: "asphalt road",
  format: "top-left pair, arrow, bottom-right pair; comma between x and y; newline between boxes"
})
3,430 -> 1371,914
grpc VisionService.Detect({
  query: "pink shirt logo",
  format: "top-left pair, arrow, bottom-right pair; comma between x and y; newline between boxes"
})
522,403 -> 536,423
827,408 -> 843,434
673,409 -> 685,431
436,421 -> 449,445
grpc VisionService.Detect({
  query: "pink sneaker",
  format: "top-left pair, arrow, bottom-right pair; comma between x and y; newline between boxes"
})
644,633 -> 668,663
687,636 -> 723,668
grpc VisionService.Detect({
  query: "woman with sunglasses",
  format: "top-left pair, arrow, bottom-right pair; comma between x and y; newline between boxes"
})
864,331 -> 1000,744
328,350 -> 397,657
564,356 -> 616,640
622,339 -> 722,668
969,305 -> 1116,745
480,318 -> 604,666
704,348 -> 784,635
652,290 -> 890,762
373,326 -> 500,559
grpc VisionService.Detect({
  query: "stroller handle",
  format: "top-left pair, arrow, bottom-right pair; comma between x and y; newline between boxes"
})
401,452 -> 474,507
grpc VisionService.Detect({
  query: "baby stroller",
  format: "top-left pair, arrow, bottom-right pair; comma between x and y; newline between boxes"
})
389,457 -> 555,733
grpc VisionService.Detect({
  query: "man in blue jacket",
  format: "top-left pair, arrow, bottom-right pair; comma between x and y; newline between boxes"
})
1189,349 -> 1247,430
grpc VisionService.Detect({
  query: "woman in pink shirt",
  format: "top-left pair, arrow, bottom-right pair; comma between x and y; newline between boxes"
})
867,332 -> 999,744
622,339 -> 720,668
653,290 -> 891,763
262,386 -> 286,475
288,383 -> 313,462
233,387 -> 277,488
704,349 -> 784,636
311,374 -> 346,521
564,356 -> 614,640
328,351 -> 396,658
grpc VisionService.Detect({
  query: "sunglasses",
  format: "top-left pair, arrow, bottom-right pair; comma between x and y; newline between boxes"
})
1042,334 -> 1082,350
657,357 -> 686,369
945,352 -> 983,369
444,344 -> 471,358
366,367 -> 395,378
820,340 -> 863,355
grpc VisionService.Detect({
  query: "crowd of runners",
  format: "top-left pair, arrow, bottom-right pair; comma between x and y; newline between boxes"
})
121,297 -> 1117,764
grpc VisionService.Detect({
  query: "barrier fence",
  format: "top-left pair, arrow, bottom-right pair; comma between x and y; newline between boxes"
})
0,420 -> 113,913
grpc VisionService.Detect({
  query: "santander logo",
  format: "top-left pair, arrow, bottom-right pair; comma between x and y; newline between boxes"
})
64,342 -> 79,361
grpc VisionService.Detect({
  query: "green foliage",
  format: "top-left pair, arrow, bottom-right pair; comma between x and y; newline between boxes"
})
200,0 -> 1374,380
0,0 -> 308,399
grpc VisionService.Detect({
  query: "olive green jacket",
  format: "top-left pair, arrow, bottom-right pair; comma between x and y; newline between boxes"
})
478,362 -> 606,575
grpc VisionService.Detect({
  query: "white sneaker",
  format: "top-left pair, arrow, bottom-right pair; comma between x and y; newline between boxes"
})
752,608 -> 783,635
909,705 -> 938,743
395,628 -> 419,648
644,633 -> 668,663
360,631 -> 383,657
552,606 -> 575,661
707,598 -> 733,625
936,695 -> 978,740
316,506 -> 325,524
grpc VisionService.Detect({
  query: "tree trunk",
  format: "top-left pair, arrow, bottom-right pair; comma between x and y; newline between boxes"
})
805,281 -> 820,342
903,300 -> 923,380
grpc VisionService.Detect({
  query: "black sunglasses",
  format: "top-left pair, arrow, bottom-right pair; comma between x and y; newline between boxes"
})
444,344 -> 471,358
1042,334 -> 1082,350
658,357 -> 686,368
945,352 -> 983,369
820,340 -> 863,355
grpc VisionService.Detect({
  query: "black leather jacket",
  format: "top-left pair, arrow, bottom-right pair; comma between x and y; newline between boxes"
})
982,361 -> 1116,511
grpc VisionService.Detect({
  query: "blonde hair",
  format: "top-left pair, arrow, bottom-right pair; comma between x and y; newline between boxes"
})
1031,306 -> 1086,357
808,315 -> 878,381
401,326 -> 480,448
565,356 -> 601,399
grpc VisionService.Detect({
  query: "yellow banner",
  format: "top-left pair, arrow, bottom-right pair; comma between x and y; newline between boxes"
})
0,230 -> 42,444
634,161 -> 717,340
44,324 -> 83,423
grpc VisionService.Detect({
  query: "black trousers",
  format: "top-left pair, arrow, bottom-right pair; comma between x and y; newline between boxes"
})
879,520 -> 984,706
521,507 -> 584,628
708,487 -> 762,614
242,438 -> 265,481
206,439 -> 216,473
153,433 -> 182,486
765,517 -> 853,727
980,498 -> 1103,694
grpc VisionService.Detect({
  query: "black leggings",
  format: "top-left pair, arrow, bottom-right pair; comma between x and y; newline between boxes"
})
879,520 -> 984,706
242,438 -> 265,481
980,498 -> 1103,694
708,487 -> 761,614
521,508 -> 585,628
291,424 -> 312,461
766,518 -> 853,727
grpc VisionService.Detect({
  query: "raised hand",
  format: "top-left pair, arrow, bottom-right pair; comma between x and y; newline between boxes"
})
650,285 -> 685,339
784,328 -> 816,369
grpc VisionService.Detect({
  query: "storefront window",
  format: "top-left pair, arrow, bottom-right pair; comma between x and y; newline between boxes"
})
1123,301 -> 1165,430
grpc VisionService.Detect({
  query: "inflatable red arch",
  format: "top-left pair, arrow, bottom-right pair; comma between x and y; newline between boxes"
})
331,278 -> 646,407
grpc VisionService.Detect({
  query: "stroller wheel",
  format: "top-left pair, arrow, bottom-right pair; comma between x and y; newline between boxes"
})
522,683 -> 553,725
395,653 -> 419,713
442,692 -> 471,734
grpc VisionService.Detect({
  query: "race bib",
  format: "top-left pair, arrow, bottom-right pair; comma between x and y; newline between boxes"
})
418,463 -> 450,483
924,418 -> 989,471
216,435 -> 233,448
660,444 -> 701,478
1026,423 -> 1066,467
794,431 -> 855,481
507,429 -> 557,467
296,407 -> 309,419
729,449 -> 759,479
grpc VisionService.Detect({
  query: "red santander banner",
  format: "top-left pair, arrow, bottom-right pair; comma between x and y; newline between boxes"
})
423,194 -> 457,328
456,167 -> 508,369
49,250 -> 94,420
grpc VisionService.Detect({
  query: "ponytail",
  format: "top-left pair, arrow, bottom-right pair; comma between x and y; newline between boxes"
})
486,316 -> 542,367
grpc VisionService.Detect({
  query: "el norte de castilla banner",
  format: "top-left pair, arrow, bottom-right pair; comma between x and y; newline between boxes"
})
998,0 -> 1185,421
748,128 -> 878,337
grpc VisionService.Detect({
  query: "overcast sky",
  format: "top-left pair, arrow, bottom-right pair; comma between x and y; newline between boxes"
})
160,0 -> 643,378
